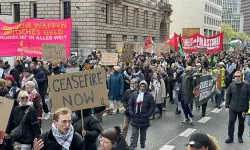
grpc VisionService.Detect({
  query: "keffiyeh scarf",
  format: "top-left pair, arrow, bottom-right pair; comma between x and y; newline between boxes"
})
52,123 -> 74,150
136,91 -> 144,113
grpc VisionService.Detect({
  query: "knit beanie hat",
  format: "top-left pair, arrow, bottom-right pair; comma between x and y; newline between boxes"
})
5,75 -> 15,83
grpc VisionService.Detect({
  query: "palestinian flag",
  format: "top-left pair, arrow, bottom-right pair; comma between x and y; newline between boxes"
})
164,37 -> 169,46
144,36 -> 153,49
177,34 -> 185,57
169,34 -> 178,52
231,39 -> 242,48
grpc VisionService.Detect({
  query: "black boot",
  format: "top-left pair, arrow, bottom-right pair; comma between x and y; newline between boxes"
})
116,109 -> 119,114
238,136 -> 243,143
225,137 -> 233,143
175,110 -> 181,114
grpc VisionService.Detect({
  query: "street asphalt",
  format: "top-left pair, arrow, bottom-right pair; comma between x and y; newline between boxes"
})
42,99 -> 250,150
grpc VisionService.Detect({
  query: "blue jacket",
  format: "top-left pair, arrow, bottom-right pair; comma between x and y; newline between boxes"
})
108,72 -> 124,100
243,68 -> 250,84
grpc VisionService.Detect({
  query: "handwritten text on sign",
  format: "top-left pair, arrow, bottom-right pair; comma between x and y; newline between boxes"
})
48,68 -> 109,111
0,97 -> 14,136
42,43 -> 66,61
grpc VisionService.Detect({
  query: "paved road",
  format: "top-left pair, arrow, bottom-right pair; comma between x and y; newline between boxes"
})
42,99 -> 250,150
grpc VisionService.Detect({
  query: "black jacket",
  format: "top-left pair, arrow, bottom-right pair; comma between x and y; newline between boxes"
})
73,111 -> 102,150
6,105 -> 41,144
226,82 -> 250,112
10,67 -> 20,88
38,130 -> 85,150
33,68 -> 46,96
122,89 -> 136,117
128,91 -> 155,128
111,135 -> 129,150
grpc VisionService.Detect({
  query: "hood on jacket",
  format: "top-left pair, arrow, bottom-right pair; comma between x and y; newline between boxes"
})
112,135 -> 129,150
139,80 -> 148,89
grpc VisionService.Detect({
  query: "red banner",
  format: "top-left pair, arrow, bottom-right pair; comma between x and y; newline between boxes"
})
182,33 -> 223,54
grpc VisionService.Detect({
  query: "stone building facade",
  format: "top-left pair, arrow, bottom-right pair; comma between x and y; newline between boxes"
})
0,0 -> 172,55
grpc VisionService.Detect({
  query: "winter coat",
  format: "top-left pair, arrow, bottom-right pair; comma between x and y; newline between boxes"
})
108,72 -> 124,100
38,130 -> 85,150
178,70 -> 195,105
73,111 -> 102,150
29,92 -> 43,118
243,68 -> 250,84
33,68 -> 46,96
6,105 -> 41,144
226,82 -> 250,113
149,79 -> 166,104
128,91 -> 155,128
132,71 -> 145,83
122,71 -> 132,92
10,67 -> 21,88
122,89 -> 136,117
111,135 -> 129,150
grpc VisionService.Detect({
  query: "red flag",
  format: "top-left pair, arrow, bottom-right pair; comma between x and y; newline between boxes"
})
144,36 -> 153,49
169,34 -> 178,52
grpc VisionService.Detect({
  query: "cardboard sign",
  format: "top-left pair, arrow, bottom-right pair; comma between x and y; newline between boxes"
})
48,68 -> 109,111
0,97 -> 14,140
101,53 -> 118,66
156,43 -> 170,53
198,48 -> 207,53
66,67 -> 80,73
121,42 -> 134,63
42,43 -> 66,61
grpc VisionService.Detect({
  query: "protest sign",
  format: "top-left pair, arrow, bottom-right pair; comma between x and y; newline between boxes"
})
0,18 -> 72,57
156,43 -> 170,53
66,67 -> 80,73
48,68 -> 109,111
182,32 -> 223,54
42,43 -> 66,61
194,75 -> 215,106
121,42 -> 134,63
0,97 -> 14,141
101,53 -> 118,66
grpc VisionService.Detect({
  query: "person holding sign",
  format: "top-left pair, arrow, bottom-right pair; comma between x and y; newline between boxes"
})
33,107 -> 85,150
73,109 -> 102,150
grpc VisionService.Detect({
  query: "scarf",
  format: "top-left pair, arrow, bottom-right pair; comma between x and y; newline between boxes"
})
52,123 -> 74,150
136,91 -> 144,113
21,75 -> 34,88
123,71 -> 132,80
152,79 -> 161,99
29,89 -> 37,102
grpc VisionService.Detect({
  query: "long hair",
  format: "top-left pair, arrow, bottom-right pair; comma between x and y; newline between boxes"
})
186,135 -> 220,150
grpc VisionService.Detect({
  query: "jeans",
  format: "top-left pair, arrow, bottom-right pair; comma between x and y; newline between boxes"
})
122,116 -> 131,138
228,110 -> 245,137
109,100 -> 121,111
181,94 -> 193,119
153,104 -> 163,116
215,93 -> 221,105
173,90 -> 181,111
130,126 -> 148,150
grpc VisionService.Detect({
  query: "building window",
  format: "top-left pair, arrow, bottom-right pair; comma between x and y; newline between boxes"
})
106,3 -> 112,24
144,11 -> 148,28
30,2 -> 37,18
61,0 -> 71,19
134,8 -> 139,27
153,13 -> 156,29
122,35 -> 127,41
12,3 -> 20,22
134,36 -> 138,42
122,6 -> 128,26
106,34 -> 111,50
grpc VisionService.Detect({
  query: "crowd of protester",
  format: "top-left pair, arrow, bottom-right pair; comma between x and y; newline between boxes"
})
1,48 -> 250,150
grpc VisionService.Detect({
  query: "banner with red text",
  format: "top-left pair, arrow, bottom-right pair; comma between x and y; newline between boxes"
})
182,33 -> 223,54
0,18 -> 72,57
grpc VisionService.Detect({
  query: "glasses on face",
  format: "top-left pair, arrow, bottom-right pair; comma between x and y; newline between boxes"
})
21,96 -> 28,100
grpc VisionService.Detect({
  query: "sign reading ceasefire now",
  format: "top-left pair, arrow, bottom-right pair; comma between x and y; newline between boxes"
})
48,68 -> 109,111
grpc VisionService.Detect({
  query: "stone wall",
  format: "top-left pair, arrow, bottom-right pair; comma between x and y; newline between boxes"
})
0,0 -> 172,55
